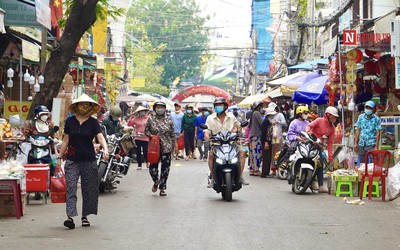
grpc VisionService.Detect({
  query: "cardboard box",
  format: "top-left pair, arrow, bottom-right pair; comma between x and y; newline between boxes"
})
0,193 -> 26,217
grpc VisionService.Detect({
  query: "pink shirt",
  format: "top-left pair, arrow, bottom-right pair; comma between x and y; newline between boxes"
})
127,115 -> 149,141
305,116 -> 335,161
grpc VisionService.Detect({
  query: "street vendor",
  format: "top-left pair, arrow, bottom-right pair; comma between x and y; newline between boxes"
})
354,101 -> 381,163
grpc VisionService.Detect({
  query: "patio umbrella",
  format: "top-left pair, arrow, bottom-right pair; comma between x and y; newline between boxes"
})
292,75 -> 329,105
280,72 -> 322,96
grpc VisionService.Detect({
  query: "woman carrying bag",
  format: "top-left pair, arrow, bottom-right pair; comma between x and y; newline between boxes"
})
57,94 -> 109,229
145,101 -> 175,196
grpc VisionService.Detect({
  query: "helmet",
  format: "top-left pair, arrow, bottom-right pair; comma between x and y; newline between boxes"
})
325,106 -> 339,117
110,105 -> 122,117
365,100 -> 375,108
213,97 -> 228,106
34,105 -> 50,117
252,101 -> 263,110
186,104 -> 194,109
296,106 -> 309,115
268,102 -> 277,109
153,101 -> 166,110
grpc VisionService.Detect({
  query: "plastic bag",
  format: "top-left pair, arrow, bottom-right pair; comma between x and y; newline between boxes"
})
177,135 -> 184,150
387,162 -> 400,200
50,166 -> 66,203
147,135 -> 160,164
337,147 -> 348,164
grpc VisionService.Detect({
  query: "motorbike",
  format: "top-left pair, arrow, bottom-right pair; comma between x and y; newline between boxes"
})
287,132 -> 328,194
274,132 -> 290,180
200,121 -> 247,202
97,126 -> 134,193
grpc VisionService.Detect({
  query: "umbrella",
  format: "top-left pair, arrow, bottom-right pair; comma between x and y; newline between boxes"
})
292,75 -> 329,105
280,72 -> 322,96
117,94 -> 158,103
228,105 -> 240,111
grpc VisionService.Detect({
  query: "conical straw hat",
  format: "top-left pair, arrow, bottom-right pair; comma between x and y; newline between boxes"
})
69,94 -> 101,115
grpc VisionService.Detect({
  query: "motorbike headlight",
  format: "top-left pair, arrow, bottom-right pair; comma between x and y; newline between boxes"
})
229,157 -> 238,164
108,144 -> 115,152
216,158 -> 224,165
309,149 -> 318,158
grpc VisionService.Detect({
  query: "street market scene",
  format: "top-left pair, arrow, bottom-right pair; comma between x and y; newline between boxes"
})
1,0 -> 400,249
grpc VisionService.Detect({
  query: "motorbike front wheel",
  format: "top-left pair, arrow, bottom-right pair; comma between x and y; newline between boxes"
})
277,166 -> 288,180
292,169 -> 313,194
98,162 -> 108,193
222,172 -> 232,202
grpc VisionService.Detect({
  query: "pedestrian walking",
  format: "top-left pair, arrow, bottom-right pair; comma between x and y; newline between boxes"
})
181,104 -> 196,160
127,106 -> 149,170
194,107 -> 210,161
170,103 -> 184,160
58,94 -> 109,229
354,101 -> 381,163
249,101 -> 264,176
260,108 -> 274,178
145,101 -> 176,196
268,102 -> 287,175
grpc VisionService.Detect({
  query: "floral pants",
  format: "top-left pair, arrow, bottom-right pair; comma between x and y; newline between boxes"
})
249,136 -> 262,172
149,153 -> 171,190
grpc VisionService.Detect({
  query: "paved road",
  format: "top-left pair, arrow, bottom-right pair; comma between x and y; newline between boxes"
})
1,158 -> 400,250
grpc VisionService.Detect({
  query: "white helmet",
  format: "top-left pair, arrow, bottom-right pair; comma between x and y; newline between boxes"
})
325,106 -> 339,117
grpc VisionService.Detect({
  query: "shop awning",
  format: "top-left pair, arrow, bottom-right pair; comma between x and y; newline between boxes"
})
266,71 -> 308,86
238,93 -> 271,108
288,58 -> 329,70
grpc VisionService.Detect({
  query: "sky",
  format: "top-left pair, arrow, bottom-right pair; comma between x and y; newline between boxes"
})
196,0 -> 252,62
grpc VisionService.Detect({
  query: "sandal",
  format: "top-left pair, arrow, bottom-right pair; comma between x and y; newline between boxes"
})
253,170 -> 261,176
64,217 -> 75,229
81,217 -> 90,227
137,166 -> 142,170
152,179 -> 160,193
159,190 -> 167,196
249,170 -> 254,176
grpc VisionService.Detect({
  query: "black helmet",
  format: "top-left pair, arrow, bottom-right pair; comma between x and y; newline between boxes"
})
34,105 -> 50,117
213,97 -> 228,106
153,101 -> 166,110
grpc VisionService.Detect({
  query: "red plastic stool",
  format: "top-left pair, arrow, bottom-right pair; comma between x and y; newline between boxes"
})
0,179 -> 23,219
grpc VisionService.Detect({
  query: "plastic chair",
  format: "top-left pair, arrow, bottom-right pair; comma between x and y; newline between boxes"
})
359,150 -> 390,201
335,181 -> 353,197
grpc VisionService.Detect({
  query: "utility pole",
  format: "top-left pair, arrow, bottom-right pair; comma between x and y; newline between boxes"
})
251,28 -> 257,95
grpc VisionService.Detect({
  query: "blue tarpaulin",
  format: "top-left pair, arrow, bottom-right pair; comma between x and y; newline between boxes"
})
292,75 -> 329,105
288,58 -> 329,70
252,0 -> 273,75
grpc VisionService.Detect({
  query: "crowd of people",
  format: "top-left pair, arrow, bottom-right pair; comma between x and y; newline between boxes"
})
53,94 -> 381,230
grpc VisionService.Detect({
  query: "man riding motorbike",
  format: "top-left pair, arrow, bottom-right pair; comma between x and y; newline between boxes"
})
102,105 -> 123,136
305,106 -> 338,193
204,97 -> 249,187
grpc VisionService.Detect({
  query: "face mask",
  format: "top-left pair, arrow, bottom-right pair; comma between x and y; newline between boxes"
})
139,111 -> 146,116
187,110 -> 192,114
204,111 -> 210,116
365,109 -> 373,115
301,114 -> 308,120
39,115 -> 49,122
214,106 -> 224,114
155,108 -> 165,116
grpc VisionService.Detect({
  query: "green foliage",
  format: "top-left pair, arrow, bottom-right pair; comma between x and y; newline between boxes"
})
58,0 -> 125,29
126,0 -> 210,86
297,0 -> 308,18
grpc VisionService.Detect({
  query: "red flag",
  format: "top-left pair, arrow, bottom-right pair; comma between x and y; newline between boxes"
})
50,0 -> 62,28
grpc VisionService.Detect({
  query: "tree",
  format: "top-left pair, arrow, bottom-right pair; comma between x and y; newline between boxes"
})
126,0 -> 209,86
28,0 -> 123,119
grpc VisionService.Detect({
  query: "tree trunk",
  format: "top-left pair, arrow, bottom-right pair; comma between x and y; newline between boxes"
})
27,0 -> 99,119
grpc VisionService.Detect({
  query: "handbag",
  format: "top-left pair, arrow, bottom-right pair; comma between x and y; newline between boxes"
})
177,135 -> 185,150
50,165 -> 66,203
147,135 -> 161,164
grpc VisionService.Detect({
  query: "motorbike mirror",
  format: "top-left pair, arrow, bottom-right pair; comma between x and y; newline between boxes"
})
240,121 -> 249,127
200,124 -> 208,130
53,126 -> 59,133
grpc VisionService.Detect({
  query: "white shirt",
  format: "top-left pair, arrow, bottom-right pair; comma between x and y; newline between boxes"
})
205,112 -> 239,135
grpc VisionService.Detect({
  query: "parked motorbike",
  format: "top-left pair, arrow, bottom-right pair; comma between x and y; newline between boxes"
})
274,132 -> 290,180
201,121 -> 247,202
287,132 -> 328,194
97,126 -> 134,193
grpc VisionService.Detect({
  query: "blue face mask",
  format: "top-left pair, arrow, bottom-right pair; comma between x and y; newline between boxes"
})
204,111 -> 210,116
187,110 -> 192,114
365,109 -> 373,115
214,106 -> 224,114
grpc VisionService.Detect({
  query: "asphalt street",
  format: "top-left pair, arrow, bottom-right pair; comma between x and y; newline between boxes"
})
1,158 -> 400,250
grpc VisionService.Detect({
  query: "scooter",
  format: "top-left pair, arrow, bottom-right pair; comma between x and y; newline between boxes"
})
287,132 -> 326,194
274,132 -> 290,180
97,126 -> 133,193
200,122 -> 247,202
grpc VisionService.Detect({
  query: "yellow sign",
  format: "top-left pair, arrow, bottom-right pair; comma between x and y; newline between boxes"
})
4,101 -> 32,120
22,39 -> 39,62
130,77 -> 146,88
92,13 -> 108,54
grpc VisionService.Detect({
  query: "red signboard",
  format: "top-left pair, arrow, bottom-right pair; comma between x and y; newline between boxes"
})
171,85 -> 232,104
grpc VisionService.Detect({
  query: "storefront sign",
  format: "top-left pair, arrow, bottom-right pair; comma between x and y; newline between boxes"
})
35,0 -> 51,30
343,30 -> 391,47
22,39 -> 39,62
0,0 -> 38,27
380,116 -> 400,125
4,101 -> 32,120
